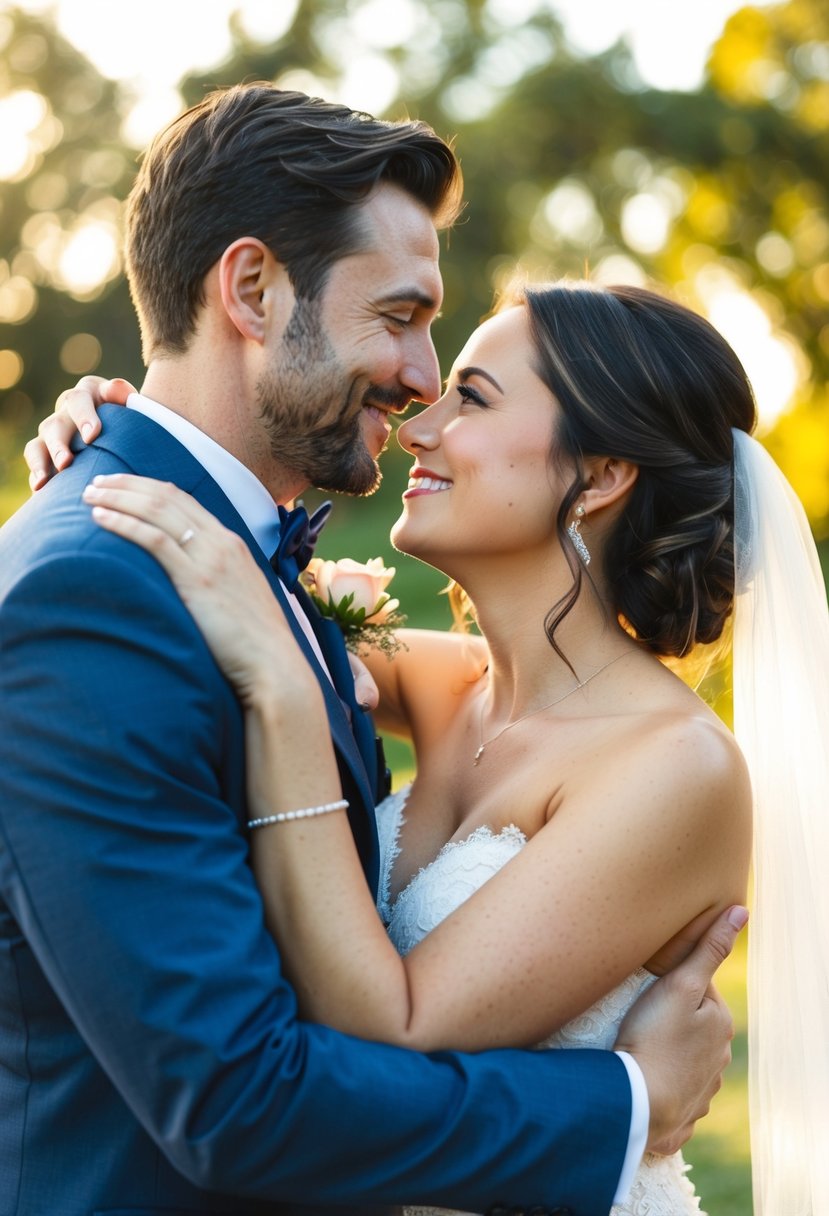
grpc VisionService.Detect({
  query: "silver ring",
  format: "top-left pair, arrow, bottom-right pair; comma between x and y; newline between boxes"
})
178,527 -> 196,548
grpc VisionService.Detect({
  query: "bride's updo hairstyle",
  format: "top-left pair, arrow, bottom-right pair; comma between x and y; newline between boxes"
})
520,282 -> 757,658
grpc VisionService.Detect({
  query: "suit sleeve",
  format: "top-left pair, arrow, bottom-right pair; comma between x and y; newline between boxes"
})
0,546 -> 631,1214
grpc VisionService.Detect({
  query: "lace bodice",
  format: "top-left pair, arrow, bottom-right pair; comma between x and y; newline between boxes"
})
375,786 -> 705,1216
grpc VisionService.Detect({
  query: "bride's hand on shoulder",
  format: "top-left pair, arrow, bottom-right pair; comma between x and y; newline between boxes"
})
26,375 -> 135,490
83,473 -> 313,710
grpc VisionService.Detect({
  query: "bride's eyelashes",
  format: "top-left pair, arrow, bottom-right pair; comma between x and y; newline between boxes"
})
457,383 -> 488,407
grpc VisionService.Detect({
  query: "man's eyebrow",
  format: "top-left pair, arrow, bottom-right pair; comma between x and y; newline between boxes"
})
378,289 -> 441,312
457,365 -> 504,394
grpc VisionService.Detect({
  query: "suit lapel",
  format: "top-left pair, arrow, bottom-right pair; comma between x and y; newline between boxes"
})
291,588 -> 377,773
89,407 -> 379,890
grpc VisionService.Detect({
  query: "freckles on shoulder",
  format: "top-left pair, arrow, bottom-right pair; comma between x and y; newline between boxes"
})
637,713 -> 753,862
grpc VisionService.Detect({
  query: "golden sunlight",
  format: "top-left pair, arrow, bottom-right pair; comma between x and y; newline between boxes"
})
0,90 -> 61,181
695,265 -> 805,430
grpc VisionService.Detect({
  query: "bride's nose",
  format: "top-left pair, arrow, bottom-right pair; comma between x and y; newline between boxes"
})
396,402 -> 441,455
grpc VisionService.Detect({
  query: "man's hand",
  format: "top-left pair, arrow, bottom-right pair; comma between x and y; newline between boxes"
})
615,904 -> 748,1156
25,376 -> 135,490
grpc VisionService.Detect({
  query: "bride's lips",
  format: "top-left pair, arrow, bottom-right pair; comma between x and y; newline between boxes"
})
403,466 -> 453,498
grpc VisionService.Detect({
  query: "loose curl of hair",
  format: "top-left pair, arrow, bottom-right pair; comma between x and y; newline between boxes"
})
499,281 -> 757,660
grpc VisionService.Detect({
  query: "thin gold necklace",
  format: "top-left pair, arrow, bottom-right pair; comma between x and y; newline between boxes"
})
473,651 -> 629,765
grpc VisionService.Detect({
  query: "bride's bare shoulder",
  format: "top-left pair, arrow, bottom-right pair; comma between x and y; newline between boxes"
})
593,698 -> 752,856
639,704 -> 749,791
558,656 -> 752,848
610,655 -> 748,787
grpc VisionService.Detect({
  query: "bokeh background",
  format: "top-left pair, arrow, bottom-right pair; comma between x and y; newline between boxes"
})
2,2 -> 828,1210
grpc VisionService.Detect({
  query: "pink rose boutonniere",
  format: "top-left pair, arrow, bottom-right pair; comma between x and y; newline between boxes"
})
301,557 -> 407,658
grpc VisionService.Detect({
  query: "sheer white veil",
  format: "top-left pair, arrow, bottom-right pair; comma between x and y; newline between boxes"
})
732,430 -> 829,1214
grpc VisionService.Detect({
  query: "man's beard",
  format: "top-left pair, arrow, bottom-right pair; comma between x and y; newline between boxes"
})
258,296 -> 383,496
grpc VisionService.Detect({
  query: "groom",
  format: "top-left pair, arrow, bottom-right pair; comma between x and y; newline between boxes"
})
2,84 -> 741,1216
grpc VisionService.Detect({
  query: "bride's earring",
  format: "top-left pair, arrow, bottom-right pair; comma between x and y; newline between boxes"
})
567,504 -> 591,566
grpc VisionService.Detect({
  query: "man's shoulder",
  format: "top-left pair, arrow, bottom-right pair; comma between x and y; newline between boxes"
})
0,444 -> 129,594
0,408 -> 213,592
0,495 -> 221,697
0,487 -> 185,641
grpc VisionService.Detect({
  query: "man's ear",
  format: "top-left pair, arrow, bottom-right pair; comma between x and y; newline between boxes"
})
217,238 -> 296,344
580,455 -> 638,515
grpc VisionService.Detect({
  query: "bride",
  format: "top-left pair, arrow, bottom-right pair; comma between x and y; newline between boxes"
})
39,281 -> 828,1215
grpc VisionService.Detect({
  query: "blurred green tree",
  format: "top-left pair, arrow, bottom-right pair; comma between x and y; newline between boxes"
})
0,8 -> 142,509
1,0 -> 826,539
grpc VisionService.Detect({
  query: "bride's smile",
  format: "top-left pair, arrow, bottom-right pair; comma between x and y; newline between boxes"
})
391,306 -> 568,573
403,467 -> 453,496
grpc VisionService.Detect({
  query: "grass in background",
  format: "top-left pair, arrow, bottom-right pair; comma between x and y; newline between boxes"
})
688,932 -> 751,1214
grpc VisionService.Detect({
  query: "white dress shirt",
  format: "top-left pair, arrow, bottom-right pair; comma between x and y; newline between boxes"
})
614,1051 -> 649,1201
126,391 -> 648,1202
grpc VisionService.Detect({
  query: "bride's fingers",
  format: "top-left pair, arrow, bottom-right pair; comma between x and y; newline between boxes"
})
89,501 -> 305,708
88,504 -> 200,587
83,487 -> 198,556
24,437 -> 54,490
82,474 -> 217,541
84,476 -> 266,599
44,377 -> 109,461
26,401 -> 89,484
26,384 -> 129,489
98,377 -> 136,406
87,473 -> 222,520
88,471 -> 204,506
88,495 -> 266,607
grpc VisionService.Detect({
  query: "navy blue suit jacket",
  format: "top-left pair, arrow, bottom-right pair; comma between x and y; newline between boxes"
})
0,407 -> 631,1216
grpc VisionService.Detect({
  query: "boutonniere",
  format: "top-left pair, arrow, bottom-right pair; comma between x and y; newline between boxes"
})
301,557 -> 407,658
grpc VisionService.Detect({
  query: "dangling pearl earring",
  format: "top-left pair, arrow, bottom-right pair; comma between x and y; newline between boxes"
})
567,503 -> 591,566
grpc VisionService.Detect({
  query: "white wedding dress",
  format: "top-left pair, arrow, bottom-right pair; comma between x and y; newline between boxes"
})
376,787 -> 706,1216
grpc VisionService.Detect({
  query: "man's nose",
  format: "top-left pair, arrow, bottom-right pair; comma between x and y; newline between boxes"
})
400,335 -> 441,405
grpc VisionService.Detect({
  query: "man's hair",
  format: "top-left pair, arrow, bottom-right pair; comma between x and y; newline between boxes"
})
125,83 -> 464,359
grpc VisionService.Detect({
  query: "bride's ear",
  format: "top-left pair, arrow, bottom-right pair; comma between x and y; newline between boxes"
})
580,456 -> 638,516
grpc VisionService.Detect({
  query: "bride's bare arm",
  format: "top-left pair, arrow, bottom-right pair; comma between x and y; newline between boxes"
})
86,474 -> 751,1056
251,710 -> 749,1051
365,628 -> 488,738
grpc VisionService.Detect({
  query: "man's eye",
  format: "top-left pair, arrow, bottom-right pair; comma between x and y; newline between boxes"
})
384,314 -> 412,328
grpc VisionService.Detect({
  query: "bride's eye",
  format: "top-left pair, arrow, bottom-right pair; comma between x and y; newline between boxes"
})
457,384 -> 488,407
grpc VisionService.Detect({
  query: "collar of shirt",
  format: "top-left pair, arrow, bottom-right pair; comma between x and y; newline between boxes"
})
125,393 -> 333,683
126,392 -> 280,557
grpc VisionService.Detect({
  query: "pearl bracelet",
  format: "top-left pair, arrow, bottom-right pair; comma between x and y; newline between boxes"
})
247,799 -> 349,830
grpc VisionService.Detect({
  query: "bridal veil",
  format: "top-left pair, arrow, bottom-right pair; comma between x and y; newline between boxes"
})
732,430 -> 829,1215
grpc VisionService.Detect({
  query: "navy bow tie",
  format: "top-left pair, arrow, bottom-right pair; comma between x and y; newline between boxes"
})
271,500 -> 332,591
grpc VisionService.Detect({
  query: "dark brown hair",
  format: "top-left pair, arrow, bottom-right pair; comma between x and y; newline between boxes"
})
518,281 -> 757,658
125,83 -> 463,359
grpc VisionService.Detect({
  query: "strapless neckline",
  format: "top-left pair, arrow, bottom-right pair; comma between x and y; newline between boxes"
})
376,784 -> 527,921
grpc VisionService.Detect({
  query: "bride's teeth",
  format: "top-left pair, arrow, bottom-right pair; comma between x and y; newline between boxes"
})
408,476 -> 451,491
